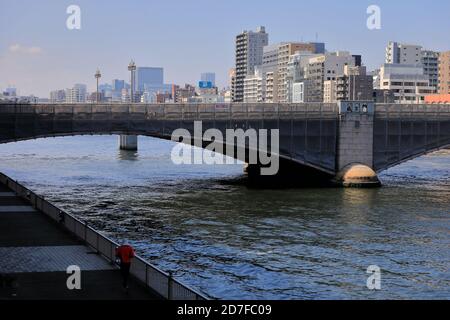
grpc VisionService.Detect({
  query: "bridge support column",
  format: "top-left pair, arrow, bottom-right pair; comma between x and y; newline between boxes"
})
334,102 -> 380,188
119,135 -> 138,151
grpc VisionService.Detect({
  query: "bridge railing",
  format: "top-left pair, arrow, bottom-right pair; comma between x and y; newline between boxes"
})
0,172 -> 209,300
0,102 -> 339,120
374,103 -> 450,119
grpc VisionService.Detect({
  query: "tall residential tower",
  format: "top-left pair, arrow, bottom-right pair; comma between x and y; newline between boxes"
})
233,26 -> 268,102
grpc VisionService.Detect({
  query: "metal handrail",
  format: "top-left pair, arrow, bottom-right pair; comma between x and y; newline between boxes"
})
0,172 -> 209,300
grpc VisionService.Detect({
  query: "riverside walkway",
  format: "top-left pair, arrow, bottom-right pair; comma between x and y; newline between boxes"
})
0,181 -> 158,300
0,174 -> 207,300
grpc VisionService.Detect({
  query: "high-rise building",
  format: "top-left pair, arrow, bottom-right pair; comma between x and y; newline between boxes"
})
305,52 -> 357,102
336,65 -> 374,101
111,79 -> 125,102
260,42 -> 325,103
377,64 -> 435,103
141,90 -> 156,103
172,84 -> 196,103
244,67 -> 263,103
65,84 -> 86,103
50,89 -> 66,103
323,80 -> 337,103
137,67 -> 164,92
233,26 -> 268,102
200,73 -> 216,87
112,79 -> 125,92
384,41 -> 444,94
264,71 -> 279,103
385,42 -> 422,65
438,51 -> 450,94
421,50 -> 440,92
277,42 -> 325,102
386,42 -> 441,94
286,51 -> 321,103
261,44 -> 279,102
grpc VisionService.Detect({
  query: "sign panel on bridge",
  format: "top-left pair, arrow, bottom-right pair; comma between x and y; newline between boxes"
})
338,101 -> 374,115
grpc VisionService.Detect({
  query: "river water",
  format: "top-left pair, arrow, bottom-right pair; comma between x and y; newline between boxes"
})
0,135 -> 448,299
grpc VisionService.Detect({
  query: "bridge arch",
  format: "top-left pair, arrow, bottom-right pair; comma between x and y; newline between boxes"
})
1,102 -> 449,187
374,143 -> 450,173
0,130 -> 336,180
0,103 -> 339,179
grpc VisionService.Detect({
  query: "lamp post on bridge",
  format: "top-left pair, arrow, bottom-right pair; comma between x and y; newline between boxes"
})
95,68 -> 101,104
128,60 -> 136,103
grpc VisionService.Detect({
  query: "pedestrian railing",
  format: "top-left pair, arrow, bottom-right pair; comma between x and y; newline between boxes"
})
0,172 -> 209,300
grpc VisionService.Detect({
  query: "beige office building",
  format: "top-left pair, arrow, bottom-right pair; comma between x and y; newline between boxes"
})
378,63 -> 435,103
439,51 -> 450,94
277,43 -> 323,102
243,67 -> 263,103
261,42 -> 324,103
323,80 -> 337,103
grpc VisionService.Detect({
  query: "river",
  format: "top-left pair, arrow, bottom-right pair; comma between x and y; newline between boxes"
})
0,135 -> 448,299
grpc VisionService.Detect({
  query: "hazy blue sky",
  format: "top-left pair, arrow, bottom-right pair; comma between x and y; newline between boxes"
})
1,0 -> 449,96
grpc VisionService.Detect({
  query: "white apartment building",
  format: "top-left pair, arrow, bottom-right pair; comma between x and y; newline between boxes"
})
422,50 -> 440,92
260,42 -> 324,103
306,51 -> 357,102
233,26 -> 268,102
386,42 -> 440,93
286,51 -> 320,102
386,42 -> 422,65
264,71 -> 278,103
276,42 -> 323,103
378,64 -> 435,103
292,80 -> 312,103
141,91 -> 156,103
243,67 -> 263,103
50,90 -> 66,103
65,84 -> 86,103
323,80 -> 337,103
261,44 -> 279,102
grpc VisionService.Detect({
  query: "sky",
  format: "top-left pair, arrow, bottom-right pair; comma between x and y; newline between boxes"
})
1,0 -> 449,97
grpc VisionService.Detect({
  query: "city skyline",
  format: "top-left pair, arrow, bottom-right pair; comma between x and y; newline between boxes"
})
1,0 -> 450,97
1,0 -> 450,307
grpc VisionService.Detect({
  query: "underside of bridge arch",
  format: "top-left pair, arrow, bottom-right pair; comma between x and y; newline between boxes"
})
374,144 -> 450,173
244,158 -> 335,188
373,116 -> 450,172
0,130 -> 337,187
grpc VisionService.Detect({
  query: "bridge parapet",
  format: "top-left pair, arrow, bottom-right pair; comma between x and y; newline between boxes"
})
373,103 -> 450,172
2,102 -> 449,187
374,103 -> 450,120
0,102 -> 339,120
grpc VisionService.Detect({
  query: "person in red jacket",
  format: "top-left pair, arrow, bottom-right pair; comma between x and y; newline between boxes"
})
115,244 -> 135,289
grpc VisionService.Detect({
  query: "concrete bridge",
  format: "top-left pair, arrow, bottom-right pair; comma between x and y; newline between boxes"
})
0,102 -> 449,187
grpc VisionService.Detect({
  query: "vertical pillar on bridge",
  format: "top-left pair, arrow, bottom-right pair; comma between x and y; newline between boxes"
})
335,101 -> 381,187
119,135 -> 138,151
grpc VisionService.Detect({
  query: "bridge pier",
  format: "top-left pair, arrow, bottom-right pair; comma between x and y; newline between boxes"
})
334,102 -> 380,187
118,135 -> 138,151
334,164 -> 380,188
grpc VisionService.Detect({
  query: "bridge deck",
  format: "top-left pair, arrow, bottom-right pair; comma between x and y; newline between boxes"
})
0,182 -> 159,300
